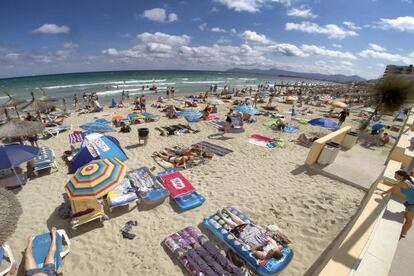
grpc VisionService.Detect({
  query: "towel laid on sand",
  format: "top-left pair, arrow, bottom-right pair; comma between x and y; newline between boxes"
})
192,141 -> 233,156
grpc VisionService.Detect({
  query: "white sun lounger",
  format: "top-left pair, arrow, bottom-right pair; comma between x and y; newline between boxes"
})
0,244 -> 15,276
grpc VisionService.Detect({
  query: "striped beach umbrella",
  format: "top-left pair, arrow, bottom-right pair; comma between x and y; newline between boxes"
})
65,158 -> 127,199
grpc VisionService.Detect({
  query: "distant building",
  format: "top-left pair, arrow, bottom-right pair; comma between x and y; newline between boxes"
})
383,64 -> 414,77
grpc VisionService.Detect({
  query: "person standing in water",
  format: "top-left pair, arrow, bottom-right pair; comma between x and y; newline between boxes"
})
73,94 -> 79,108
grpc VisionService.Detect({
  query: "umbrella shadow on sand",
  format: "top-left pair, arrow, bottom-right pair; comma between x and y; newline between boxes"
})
208,133 -> 234,141
0,188 -> 22,245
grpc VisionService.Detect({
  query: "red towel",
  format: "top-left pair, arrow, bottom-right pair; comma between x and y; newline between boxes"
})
250,134 -> 274,143
160,172 -> 196,198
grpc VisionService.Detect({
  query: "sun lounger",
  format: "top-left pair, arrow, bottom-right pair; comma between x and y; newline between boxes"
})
32,229 -> 70,271
43,124 -> 72,138
69,198 -> 107,229
127,167 -> 168,206
164,226 -> 244,276
29,147 -> 58,176
106,178 -> 139,212
204,207 -> 294,276
159,171 -> 206,211
0,244 -> 15,276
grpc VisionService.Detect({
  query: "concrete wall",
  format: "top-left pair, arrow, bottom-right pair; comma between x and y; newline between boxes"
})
305,126 -> 352,165
388,132 -> 413,168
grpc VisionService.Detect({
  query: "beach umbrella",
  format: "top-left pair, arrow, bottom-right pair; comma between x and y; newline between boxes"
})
69,133 -> 128,174
308,117 -> 338,129
0,143 -> 40,170
65,158 -> 127,199
1,92 -> 26,108
372,122 -> 385,131
206,98 -> 224,105
0,119 -> 44,139
234,104 -> 259,115
286,96 -> 297,102
21,98 -> 54,113
0,188 -> 22,245
37,88 -> 58,102
332,101 -> 348,109
80,121 -> 115,133
112,115 -> 124,121
127,113 -> 138,119
177,109 -> 202,118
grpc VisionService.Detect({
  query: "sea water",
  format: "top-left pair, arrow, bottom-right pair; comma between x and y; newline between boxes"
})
0,70 -> 329,104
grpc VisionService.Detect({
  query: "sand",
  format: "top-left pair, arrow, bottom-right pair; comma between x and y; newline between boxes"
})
6,98 -> 366,276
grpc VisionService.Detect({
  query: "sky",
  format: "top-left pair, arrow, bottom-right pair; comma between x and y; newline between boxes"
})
1,0 -> 414,79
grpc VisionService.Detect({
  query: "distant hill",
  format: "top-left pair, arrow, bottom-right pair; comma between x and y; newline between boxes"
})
226,68 -> 365,83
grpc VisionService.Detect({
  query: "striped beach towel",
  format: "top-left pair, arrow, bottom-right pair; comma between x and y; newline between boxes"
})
68,131 -> 84,144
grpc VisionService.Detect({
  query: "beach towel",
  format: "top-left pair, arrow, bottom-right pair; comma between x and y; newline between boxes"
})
248,134 -> 276,149
69,132 -> 84,144
206,120 -> 225,129
284,125 -> 299,133
192,141 -> 233,156
203,114 -> 220,121
160,172 -> 195,198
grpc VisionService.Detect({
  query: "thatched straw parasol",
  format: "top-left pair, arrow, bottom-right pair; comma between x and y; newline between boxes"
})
0,118 -> 44,139
21,97 -> 55,113
1,92 -> 26,108
37,88 -> 58,102
0,188 -> 22,245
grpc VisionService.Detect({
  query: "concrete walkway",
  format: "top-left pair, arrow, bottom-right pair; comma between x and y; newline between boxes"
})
389,217 -> 414,276
310,144 -> 388,191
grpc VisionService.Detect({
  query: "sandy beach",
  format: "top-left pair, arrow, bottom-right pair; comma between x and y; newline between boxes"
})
6,97 -> 366,276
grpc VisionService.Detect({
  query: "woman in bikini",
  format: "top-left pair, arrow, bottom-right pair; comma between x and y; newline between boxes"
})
218,208 -> 283,261
155,151 -> 191,168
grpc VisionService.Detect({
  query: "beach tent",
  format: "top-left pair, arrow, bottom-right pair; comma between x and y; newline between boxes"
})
69,133 -> 127,174
80,120 -> 114,133
308,118 -> 338,129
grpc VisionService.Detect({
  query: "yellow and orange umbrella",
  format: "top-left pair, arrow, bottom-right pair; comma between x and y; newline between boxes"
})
332,101 -> 348,109
65,158 -> 127,199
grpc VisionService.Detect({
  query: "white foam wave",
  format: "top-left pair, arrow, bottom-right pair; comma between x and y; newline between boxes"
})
181,78 -> 189,80
110,82 -> 176,88
96,86 -> 167,96
238,78 -> 257,81
44,79 -> 167,89
182,80 -> 225,84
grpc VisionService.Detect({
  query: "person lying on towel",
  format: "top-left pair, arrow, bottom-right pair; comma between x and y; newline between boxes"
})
218,208 -> 283,262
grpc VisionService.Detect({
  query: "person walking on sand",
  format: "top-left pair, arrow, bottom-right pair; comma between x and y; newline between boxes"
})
381,170 -> 414,239
25,227 -> 63,276
253,93 -> 258,108
73,94 -> 79,108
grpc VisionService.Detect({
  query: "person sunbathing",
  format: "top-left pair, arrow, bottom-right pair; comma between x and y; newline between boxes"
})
218,209 -> 283,261
25,227 -> 63,276
154,151 -> 191,168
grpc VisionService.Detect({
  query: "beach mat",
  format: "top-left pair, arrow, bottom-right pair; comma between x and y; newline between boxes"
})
206,120 -> 225,129
192,141 -> 233,156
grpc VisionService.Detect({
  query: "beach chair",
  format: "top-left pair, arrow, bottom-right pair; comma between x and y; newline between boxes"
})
159,171 -> 206,211
204,207 -> 294,276
164,226 -> 244,276
29,147 -> 58,176
70,198 -> 107,229
43,124 -> 72,138
127,167 -> 169,206
0,244 -> 15,276
106,178 -> 139,212
31,229 -> 70,271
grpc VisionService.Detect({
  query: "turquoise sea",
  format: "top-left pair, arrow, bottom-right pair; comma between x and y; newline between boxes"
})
0,70 -> 329,104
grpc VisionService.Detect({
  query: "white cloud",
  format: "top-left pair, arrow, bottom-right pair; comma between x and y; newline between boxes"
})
136,32 -> 190,46
214,0 -> 295,13
332,44 -> 342,48
62,42 -> 79,49
211,27 -> 226,33
142,8 -> 178,23
343,21 -> 361,30
268,43 -> 308,57
33,24 -> 70,34
340,61 -> 354,66
358,49 -> 412,64
240,30 -> 271,44
217,37 -> 232,44
379,16 -> 414,32
301,44 -> 357,59
287,7 -> 317,18
199,23 -> 208,31
285,21 -> 358,39
230,28 -> 237,34
368,43 -> 386,52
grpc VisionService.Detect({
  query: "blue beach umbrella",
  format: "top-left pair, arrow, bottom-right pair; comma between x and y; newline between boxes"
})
257,91 -> 271,98
0,143 -> 40,170
234,104 -> 259,115
372,123 -> 385,131
69,133 -> 128,174
80,121 -> 115,133
308,117 -> 338,129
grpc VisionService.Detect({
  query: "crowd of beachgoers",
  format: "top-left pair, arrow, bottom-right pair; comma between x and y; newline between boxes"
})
2,81 -> 392,276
